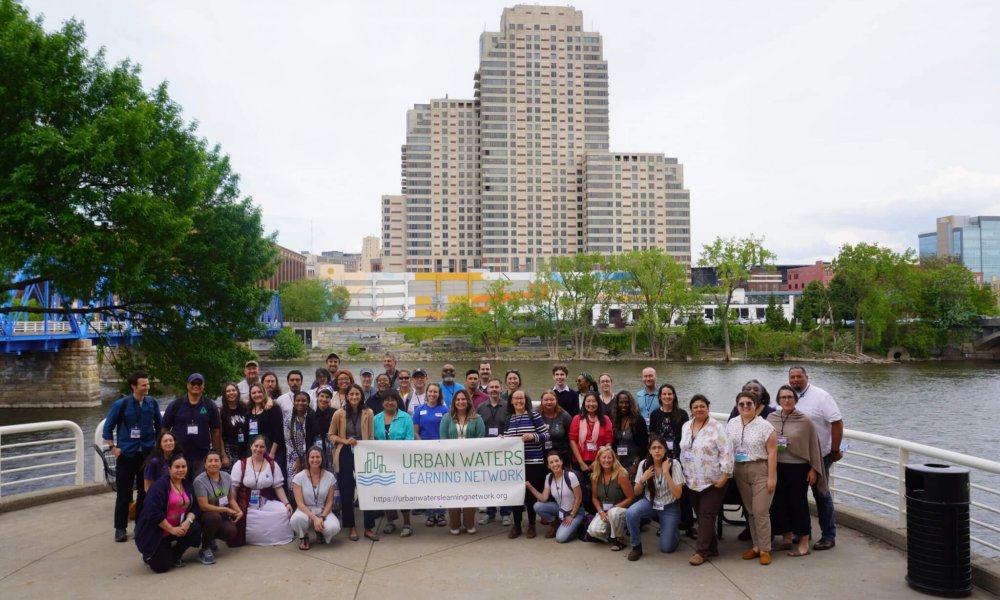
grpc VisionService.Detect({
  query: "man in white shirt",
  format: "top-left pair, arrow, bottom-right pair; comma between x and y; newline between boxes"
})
236,360 -> 260,400
788,365 -> 843,551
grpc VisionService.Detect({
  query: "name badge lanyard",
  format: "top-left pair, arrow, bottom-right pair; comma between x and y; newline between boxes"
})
311,474 -> 321,506
553,475 -> 566,515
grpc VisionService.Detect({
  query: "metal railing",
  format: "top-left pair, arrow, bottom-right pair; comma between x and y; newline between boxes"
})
711,411 -> 1000,555
0,421 -> 85,498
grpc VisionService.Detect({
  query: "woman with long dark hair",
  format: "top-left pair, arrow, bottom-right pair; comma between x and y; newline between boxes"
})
328,383 -> 377,541
229,435 -> 294,546
134,454 -> 201,573
291,446 -> 340,549
440,389 -> 485,535
220,382 -> 247,464
244,383 -> 284,460
623,436 -> 685,561
286,390 -> 314,480
143,431 -> 181,491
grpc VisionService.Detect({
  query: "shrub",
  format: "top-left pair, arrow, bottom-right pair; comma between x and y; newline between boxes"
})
270,328 -> 305,359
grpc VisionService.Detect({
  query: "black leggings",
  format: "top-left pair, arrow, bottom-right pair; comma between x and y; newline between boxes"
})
512,463 -> 547,527
336,446 -> 376,531
771,461 -> 812,537
144,522 -> 201,573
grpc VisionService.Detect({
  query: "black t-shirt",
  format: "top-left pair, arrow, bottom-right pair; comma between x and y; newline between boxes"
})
162,397 -> 221,460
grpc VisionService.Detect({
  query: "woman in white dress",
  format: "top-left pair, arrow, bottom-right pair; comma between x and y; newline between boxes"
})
291,446 -> 340,549
230,435 -> 294,546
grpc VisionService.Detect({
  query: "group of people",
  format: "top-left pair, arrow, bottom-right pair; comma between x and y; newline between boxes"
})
104,353 -> 844,572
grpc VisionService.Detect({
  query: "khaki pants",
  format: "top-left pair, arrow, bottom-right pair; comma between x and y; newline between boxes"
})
734,460 -> 774,553
586,506 -> 627,542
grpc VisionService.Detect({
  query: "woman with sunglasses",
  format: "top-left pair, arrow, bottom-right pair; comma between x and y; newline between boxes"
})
726,391 -> 777,565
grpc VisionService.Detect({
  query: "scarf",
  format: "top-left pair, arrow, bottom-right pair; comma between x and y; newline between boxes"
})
577,413 -> 603,448
767,409 -> 828,493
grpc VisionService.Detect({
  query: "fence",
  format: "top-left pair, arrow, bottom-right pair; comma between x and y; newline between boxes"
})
0,420 -> 85,498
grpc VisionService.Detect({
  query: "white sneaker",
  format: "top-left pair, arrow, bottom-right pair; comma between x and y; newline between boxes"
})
478,513 -> 492,526
466,527 -> 477,534
501,515 -> 513,527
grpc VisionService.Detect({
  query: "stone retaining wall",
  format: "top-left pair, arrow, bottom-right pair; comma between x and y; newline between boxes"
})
0,339 -> 102,407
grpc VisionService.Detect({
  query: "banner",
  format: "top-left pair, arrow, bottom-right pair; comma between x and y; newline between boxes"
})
355,438 -> 526,510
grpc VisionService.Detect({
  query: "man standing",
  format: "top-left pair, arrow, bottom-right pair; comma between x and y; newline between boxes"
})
477,378 -> 511,526
478,361 -> 492,394
383,352 -> 400,390
788,365 -> 843,551
551,364 -> 579,417
405,368 -> 429,414
276,370 -> 310,420
359,368 -> 376,401
465,369 -> 489,408
103,370 -> 161,542
236,360 -> 260,399
312,353 -> 341,389
635,367 -> 658,425
439,364 -> 462,406
161,373 -> 223,480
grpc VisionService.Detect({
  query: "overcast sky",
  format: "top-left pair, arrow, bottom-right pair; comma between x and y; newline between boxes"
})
23,0 -> 1000,264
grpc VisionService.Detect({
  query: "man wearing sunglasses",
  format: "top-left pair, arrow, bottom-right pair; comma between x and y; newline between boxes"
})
161,373 -> 223,481
439,364 -> 461,406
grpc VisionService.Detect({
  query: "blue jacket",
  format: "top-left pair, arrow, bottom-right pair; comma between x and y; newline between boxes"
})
102,395 -> 161,457
134,475 -> 200,559
373,411 -> 414,441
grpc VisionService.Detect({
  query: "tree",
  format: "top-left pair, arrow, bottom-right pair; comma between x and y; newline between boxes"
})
764,294 -> 788,331
549,254 -> 609,359
280,279 -> 336,322
0,2 -> 277,389
525,261 -> 565,358
699,235 -> 777,361
611,249 -> 698,358
914,258 -> 998,342
445,280 -> 522,358
329,285 -> 351,320
270,327 -> 306,359
831,243 -> 915,354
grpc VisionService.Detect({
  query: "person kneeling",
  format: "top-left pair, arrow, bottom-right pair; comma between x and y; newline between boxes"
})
134,454 -> 201,573
291,446 -> 341,549
624,436 -> 685,561
526,453 -> 584,543
194,450 -> 241,564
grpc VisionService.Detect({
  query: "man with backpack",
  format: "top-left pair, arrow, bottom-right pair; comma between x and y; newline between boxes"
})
162,373 -> 223,481
102,370 -> 161,542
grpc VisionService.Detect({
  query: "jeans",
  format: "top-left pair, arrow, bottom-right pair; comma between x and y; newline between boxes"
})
625,498 -> 681,552
811,454 -> 836,540
486,506 -> 512,517
533,501 -> 584,543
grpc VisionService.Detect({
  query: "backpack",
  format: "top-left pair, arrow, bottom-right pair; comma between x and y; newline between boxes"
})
165,395 -> 217,428
115,395 -> 161,435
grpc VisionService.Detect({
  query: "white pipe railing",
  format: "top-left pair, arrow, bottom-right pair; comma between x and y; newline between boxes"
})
711,412 -> 1000,555
0,420 -> 85,498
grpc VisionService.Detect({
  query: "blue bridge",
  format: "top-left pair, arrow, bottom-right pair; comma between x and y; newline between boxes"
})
1,277 -> 283,355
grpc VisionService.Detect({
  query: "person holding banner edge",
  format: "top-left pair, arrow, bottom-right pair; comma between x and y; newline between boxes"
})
328,384 -> 377,542
374,389 -> 415,537
440,389 -> 486,534
503,389 -> 550,539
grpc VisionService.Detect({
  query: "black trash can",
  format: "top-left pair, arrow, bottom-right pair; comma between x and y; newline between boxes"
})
905,463 -> 971,597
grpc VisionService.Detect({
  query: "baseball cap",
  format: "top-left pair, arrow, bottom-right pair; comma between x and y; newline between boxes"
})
187,373 -> 205,384
412,368 -> 427,377
360,368 -> 374,376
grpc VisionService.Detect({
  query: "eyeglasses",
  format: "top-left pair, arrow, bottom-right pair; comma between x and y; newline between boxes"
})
190,382 -> 204,386
399,376 -> 411,380
737,401 -> 754,408
442,369 -> 455,374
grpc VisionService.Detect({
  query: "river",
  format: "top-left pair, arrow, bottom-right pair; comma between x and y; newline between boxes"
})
2,359 -> 998,552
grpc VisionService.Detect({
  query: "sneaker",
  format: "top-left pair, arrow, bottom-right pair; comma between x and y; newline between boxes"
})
114,529 -> 127,543
478,513 -> 493,526
198,549 -> 216,565
466,527 -> 477,534
501,515 -> 513,527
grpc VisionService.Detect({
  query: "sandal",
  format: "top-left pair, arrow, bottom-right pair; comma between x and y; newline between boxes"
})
383,522 -> 397,535
788,548 -> 811,557
436,514 -> 447,527
348,529 -> 359,542
425,516 -> 437,527
364,530 -> 380,542
400,525 -> 413,538
610,540 -> 627,551
299,537 -> 310,551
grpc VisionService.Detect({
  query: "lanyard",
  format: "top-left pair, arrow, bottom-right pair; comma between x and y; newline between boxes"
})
250,458 -> 266,489
310,472 -> 322,505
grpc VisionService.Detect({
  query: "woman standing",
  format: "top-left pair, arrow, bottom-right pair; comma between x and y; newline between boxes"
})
526,453 -> 584,543
134,454 -> 201,573
587,446 -> 635,550
440,389 -> 485,535
244,383 -> 284,461
611,391 -> 648,472
193,449 -> 240,564
680,394 -> 733,566
624,436 -> 685,561
143,432 -> 181,491
576,372 -> 597,409
374,390 -> 415,538
726,391 -> 777,565
413,383 -> 449,527
286,391 -> 314,481
504,389 -> 550,539
538,390 -> 573,469
331,370 -> 354,411
309,387 -> 337,469
328,383 -> 377,542
230,435 -> 294,546
220,383 -> 247,465
569,392 -> 613,475
767,385 -> 827,557
597,373 -> 615,416
501,369 -> 523,404
291,446 -> 341,549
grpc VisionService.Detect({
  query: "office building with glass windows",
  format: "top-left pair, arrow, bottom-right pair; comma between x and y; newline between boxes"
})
381,5 -> 690,272
918,215 -> 1000,283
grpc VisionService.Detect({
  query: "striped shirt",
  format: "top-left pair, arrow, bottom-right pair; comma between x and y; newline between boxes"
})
505,410 -> 550,464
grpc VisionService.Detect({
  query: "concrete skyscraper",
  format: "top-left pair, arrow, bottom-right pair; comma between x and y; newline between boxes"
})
382,5 -> 690,273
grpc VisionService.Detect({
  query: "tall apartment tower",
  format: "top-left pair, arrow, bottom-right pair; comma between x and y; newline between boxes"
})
382,5 -> 690,273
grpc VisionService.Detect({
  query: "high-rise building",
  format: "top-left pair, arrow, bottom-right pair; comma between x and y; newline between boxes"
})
919,215 -> 1000,283
382,5 -> 690,273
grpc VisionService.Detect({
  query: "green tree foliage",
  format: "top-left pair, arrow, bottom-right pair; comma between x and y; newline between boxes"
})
329,285 -> 351,320
526,261 -> 565,358
913,258 -> 998,342
0,2 -> 277,388
270,328 -> 306,359
611,249 -> 698,359
831,243 -> 914,354
699,235 -> 777,361
765,294 -> 788,331
445,280 -> 522,358
281,279 -> 337,322
553,253 -> 610,359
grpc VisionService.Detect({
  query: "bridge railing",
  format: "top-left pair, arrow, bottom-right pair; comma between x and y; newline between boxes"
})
0,421 -> 85,498
712,412 -> 1000,556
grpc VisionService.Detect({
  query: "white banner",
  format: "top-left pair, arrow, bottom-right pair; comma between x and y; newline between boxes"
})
355,438 -> 526,510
